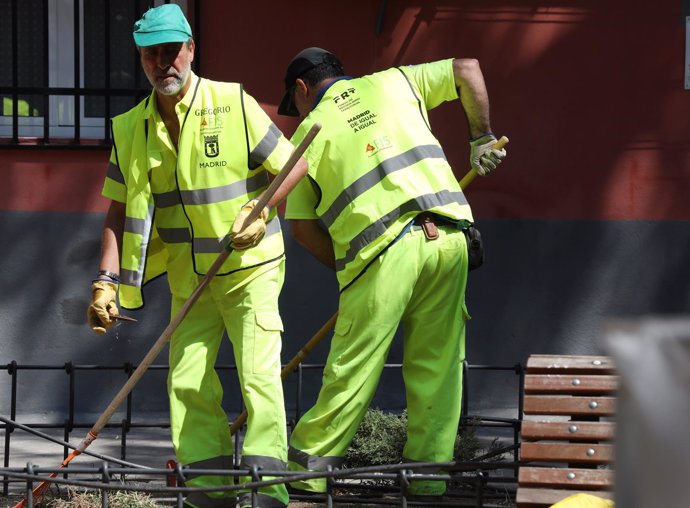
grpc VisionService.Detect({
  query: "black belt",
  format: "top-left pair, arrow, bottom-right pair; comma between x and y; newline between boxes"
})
413,212 -> 458,227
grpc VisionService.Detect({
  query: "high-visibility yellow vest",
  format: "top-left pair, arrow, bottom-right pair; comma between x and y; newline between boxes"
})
110,76 -> 286,309
290,63 -> 473,289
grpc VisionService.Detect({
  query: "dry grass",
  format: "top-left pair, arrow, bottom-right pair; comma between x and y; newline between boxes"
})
44,488 -> 161,508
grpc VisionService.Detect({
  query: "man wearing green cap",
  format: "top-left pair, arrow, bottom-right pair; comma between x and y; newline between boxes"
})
87,4 -> 306,507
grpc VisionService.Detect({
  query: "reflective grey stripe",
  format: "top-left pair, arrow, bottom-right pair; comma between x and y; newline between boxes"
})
186,492 -> 235,508
321,144 -> 446,228
153,189 -> 180,209
155,217 -> 280,251
193,236 -> 225,253
288,445 -> 343,470
241,455 -> 287,471
106,161 -> 125,185
238,492 -> 286,508
192,217 -> 281,254
157,227 -> 191,243
120,204 -> 154,287
335,190 -> 467,272
185,456 -> 234,480
249,123 -> 281,169
124,216 -> 149,236
153,173 -> 269,208
120,267 -> 141,287
180,172 -> 269,206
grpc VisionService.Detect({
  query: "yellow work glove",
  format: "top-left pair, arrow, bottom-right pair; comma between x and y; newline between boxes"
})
469,133 -> 507,176
231,199 -> 270,250
87,280 -> 119,335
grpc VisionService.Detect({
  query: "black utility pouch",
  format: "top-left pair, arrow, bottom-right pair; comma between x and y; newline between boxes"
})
464,225 -> 484,271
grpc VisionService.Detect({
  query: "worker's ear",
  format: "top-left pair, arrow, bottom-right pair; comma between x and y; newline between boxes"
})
187,38 -> 195,60
294,78 -> 309,100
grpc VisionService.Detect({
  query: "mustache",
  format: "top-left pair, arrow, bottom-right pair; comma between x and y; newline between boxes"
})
155,70 -> 182,80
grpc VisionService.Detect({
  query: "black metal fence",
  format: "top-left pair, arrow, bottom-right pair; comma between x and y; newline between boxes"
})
0,360 -> 524,507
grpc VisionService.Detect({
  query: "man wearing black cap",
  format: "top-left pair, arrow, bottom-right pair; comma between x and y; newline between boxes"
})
278,47 -> 507,498
87,5 -> 307,508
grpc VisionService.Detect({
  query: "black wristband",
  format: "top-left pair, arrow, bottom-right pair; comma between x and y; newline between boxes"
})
97,270 -> 120,282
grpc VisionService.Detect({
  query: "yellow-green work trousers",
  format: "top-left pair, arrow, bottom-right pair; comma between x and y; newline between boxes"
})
168,262 -> 289,508
288,224 -> 469,496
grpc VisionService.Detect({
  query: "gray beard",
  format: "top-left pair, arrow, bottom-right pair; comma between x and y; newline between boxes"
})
150,66 -> 191,96
156,77 -> 185,95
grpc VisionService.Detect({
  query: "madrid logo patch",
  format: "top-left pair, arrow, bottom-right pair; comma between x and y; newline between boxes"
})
204,135 -> 219,158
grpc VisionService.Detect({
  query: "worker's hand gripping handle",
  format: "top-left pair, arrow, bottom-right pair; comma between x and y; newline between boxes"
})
459,135 -> 509,190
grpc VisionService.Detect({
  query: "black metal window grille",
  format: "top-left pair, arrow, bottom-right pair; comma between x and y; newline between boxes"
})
0,0 -> 199,149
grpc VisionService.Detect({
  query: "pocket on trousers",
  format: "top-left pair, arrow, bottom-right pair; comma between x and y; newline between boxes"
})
334,315 -> 353,337
251,312 -> 284,374
255,311 -> 284,333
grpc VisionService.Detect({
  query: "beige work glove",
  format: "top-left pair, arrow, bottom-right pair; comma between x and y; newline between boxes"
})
231,199 -> 270,250
87,280 -> 118,335
469,133 -> 507,176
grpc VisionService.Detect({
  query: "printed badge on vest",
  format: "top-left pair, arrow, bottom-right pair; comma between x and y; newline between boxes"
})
204,134 -> 219,157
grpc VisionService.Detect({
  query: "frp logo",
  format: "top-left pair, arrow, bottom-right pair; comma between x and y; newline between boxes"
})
365,136 -> 392,156
333,88 -> 356,104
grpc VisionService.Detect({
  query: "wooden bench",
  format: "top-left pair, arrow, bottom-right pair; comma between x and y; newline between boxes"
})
516,354 -> 617,507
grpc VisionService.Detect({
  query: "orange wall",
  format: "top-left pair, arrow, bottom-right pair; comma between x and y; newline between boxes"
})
199,0 -> 690,220
1,0 -> 688,219
0,149 -> 110,213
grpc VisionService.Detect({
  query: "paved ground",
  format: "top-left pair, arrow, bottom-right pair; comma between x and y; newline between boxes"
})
1,424 -> 514,507
2,426 -> 175,470
0,426 -> 387,506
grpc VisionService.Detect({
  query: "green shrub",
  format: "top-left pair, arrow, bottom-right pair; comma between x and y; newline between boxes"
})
344,408 -> 408,469
454,417 -> 484,462
344,409 -> 490,469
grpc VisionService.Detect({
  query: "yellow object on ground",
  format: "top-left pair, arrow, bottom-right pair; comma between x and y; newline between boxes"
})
551,493 -> 614,508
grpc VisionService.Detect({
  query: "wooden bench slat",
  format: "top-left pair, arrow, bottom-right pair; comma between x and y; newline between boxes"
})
524,374 -> 618,394
518,466 -> 614,489
521,420 -> 615,441
526,355 -> 615,375
518,355 -> 617,507
520,442 -> 614,464
516,487 -> 614,508
523,395 -> 616,416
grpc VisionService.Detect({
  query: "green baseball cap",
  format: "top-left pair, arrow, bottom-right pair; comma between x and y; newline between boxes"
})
133,4 -> 192,47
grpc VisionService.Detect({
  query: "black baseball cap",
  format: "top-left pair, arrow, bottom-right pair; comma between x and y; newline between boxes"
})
278,47 -> 343,116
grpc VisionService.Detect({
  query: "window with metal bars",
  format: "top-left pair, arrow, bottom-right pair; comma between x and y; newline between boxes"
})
0,0 -> 192,148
